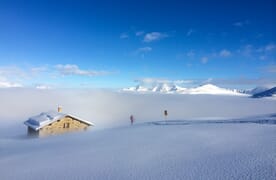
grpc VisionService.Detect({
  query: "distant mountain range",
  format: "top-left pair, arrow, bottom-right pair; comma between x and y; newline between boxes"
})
123,83 -> 245,95
123,83 -> 276,98
252,87 -> 276,98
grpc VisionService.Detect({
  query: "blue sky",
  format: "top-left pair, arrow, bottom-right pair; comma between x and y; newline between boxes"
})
0,0 -> 275,89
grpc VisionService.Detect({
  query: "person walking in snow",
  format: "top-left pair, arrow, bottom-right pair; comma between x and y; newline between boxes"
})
130,115 -> 134,125
164,110 -> 168,120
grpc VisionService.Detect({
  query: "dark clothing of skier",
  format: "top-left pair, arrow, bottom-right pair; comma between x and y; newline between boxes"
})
130,115 -> 134,125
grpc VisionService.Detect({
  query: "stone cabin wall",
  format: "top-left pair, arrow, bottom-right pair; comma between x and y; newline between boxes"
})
38,116 -> 89,137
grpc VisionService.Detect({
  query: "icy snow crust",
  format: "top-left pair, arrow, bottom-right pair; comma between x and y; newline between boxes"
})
1,115 -> 276,180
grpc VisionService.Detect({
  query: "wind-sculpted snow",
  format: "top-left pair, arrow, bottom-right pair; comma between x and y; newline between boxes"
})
0,120 -> 276,180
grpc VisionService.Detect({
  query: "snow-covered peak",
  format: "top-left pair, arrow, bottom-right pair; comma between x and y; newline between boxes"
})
194,84 -> 221,91
136,85 -> 150,92
187,84 -> 242,95
252,87 -> 276,98
123,85 -> 149,92
123,83 -> 246,96
246,86 -> 270,95
152,83 -> 178,93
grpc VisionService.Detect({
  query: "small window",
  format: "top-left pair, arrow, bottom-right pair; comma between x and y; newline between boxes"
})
63,123 -> 70,128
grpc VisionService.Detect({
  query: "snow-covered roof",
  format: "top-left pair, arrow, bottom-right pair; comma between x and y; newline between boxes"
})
24,111 -> 94,131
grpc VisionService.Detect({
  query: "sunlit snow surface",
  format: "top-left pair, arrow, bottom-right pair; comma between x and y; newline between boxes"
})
0,89 -> 276,180
1,115 -> 276,180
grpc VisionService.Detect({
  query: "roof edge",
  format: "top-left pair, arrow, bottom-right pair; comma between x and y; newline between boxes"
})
24,113 -> 94,131
66,114 -> 95,126
24,121 -> 40,131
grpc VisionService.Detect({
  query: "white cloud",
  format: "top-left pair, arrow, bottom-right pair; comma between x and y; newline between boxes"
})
201,57 -> 208,64
135,78 -> 174,85
265,43 -> 276,51
135,78 -> 194,87
233,22 -> 243,27
186,29 -> 194,36
35,84 -> 52,90
174,80 -> 194,84
256,43 -> 276,53
0,81 -> 22,88
186,50 -> 195,57
55,64 -> 109,77
207,77 -> 276,88
134,47 -> 152,58
136,47 -> 152,53
259,55 -> 266,60
0,66 -> 27,88
238,44 -> 253,57
0,65 -> 49,88
256,47 -> 264,53
120,33 -> 129,39
0,79 -> 22,88
135,31 -> 144,36
143,32 -> 168,42
30,66 -> 48,75
238,43 -> 276,60
0,65 -> 49,80
0,66 -> 26,78
263,65 -> 276,73
204,78 -> 213,83
135,78 -> 162,85
0,64 -> 114,88
256,33 -> 263,39
219,49 -> 231,57
233,20 -> 249,27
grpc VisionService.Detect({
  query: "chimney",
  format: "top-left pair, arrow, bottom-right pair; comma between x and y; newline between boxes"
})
58,106 -> 62,113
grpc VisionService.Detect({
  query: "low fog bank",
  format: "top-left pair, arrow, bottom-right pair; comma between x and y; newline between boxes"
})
0,88 -> 275,130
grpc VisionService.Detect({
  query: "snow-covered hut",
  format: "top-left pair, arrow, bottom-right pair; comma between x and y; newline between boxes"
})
24,109 -> 94,137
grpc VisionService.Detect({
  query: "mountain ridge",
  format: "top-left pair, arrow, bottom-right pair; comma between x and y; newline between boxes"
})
252,87 -> 276,98
123,83 -> 247,96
